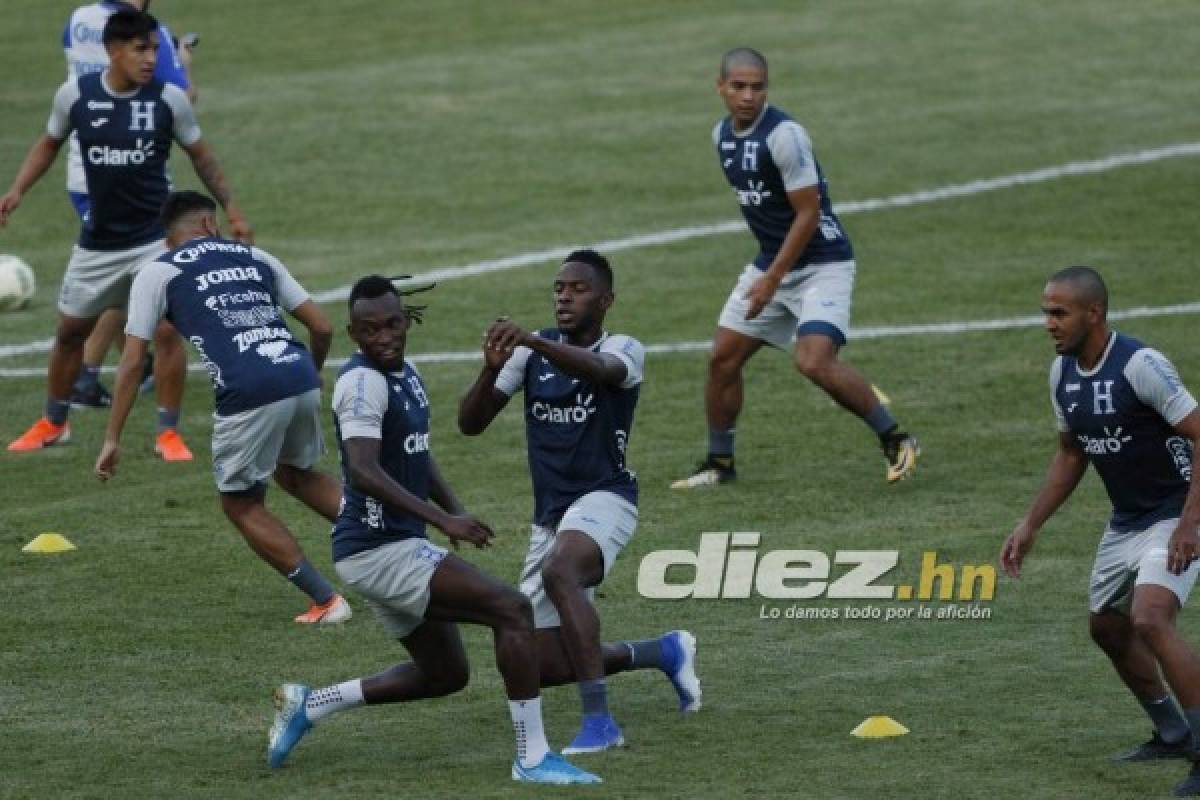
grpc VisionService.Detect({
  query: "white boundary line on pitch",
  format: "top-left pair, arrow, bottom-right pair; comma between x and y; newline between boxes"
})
1,301 -> 1198,377
2,140 -> 1199,365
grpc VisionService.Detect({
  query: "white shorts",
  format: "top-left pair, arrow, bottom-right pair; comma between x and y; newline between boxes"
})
335,538 -> 449,638
717,260 -> 855,350
519,491 -> 638,629
211,389 -> 325,493
57,239 -> 167,319
1089,517 -> 1200,613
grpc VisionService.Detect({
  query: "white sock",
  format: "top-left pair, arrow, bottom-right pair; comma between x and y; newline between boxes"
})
305,680 -> 365,724
509,696 -> 550,768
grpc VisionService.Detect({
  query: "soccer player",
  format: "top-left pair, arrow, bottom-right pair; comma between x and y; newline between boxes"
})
265,276 -> 599,785
94,191 -> 348,625
1001,267 -> 1200,797
672,47 -> 918,489
62,0 -> 197,410
0,9 -> 251,459
458,250 -> 701,754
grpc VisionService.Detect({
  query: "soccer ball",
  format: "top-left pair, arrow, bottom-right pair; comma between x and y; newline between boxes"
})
0,254 -> 36,311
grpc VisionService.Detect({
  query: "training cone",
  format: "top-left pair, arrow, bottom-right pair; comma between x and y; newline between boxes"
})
22,533 -> 77,554
851,715 -> 909,738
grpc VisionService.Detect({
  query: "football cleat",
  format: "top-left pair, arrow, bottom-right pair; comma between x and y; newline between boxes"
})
1174,762 -> 1200,797
294,594 -> 352,625
511,752 -> 602,785
562,714 -> 625,754
69,382 -> 112,409
1111,732 -> 1193,762
660,630 -> 702,712
882,432 -> 919,483
154,429 -> 194,462
670,456 -> 736,489
7,418 -> 70,452
267,683 -> 313,768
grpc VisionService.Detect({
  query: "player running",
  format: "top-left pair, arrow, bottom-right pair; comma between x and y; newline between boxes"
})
94,191 -> 348,625
459,250 -> 701,754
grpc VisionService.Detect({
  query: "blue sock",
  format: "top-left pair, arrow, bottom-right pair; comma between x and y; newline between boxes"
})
73,364 -> 101,393
1142,696 -> 1190,744
157,407 -> 180,435
45,398 -> 70,426
707,428 -> 735,458
285,559 -> 335,605
624,637 -> 669,671
578,678 -> 609,717
864,404 -> 898,437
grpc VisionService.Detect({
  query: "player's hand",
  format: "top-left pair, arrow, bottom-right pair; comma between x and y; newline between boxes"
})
0,190 -> 22,227
1167,523 -> 1200,575
228,214 -> 254,244
1000,522 -> 1038,578
485,319 -> 529,356
95,441 -> 121,482
439,513 -> 496,549
744,274 -> 780,320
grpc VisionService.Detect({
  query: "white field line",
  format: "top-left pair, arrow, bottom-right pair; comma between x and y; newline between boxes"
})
2,141 -> 1198,367
1,302 -> 1198,378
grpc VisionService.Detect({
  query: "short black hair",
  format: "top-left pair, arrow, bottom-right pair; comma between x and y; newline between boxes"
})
720,47 -> 768,79
348,275 -> 400,312
562,249 -> 613,291
160,190 -> 216,231
1048,265 -> 1108,314
103,9 -> 159,47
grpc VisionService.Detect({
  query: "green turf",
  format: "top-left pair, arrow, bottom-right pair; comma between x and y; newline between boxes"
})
3,1 -> 1200,797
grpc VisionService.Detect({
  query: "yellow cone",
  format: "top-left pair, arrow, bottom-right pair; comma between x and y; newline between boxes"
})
851,715 -> 909,738
22,533 -> 77,554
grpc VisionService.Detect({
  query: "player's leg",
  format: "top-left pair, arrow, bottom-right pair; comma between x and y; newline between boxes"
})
213,394 -> 344,622
1091,522 -> 1193,761
272,388 -> 342,523
69,308 -> 123,409
673,264 -> 790,488
151,320 -> 193,461
7,311 -> 96,451
790,261 -> 917,482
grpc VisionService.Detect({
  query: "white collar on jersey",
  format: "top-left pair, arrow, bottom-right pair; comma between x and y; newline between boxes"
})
1075,330 -> 1117,378
729,104 -> 772,139
100,69 -> 143,99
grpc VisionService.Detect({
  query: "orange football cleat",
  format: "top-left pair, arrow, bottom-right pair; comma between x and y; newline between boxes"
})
7,417 -> 70,452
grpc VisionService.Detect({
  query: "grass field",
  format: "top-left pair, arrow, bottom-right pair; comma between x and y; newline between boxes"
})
3,2 -> 1200,798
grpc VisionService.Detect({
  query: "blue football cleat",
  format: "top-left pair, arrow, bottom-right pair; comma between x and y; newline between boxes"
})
661,630 -> 702,712
267,683 -> 312,768
562,713 -> 625,754
511,751 -> 602,784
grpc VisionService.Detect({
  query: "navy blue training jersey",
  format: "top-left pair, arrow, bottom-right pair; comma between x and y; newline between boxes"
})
331,355 -> 433,562
714,105 -> 853,271
1051,332 -> 1197,532
127,238 -> 320,415
48,73 -> 200,250
495,329 -> 644,528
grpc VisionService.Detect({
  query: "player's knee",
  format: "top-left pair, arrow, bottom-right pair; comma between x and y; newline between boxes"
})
428,660 -> 470,697
494,588 -> 535,631
152,322 -> 181,352
54,319 -> 91,351
541,559 -> 582,599
1132,608 -> 1175,646
793,347 -> 832,380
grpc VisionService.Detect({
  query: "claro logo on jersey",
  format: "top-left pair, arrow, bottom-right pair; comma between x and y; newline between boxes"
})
404,432 -> 431,455
1076,425 -> 1133,455
531,392 -> 596,424
87,137 -> 154,166
734,179 -> 772,206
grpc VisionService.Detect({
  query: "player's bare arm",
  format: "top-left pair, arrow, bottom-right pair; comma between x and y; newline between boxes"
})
458,326 -> 515,435
288,300 -> 333,372
488,320 -> 627,386
94,334 -> 152,481
1001,431 -> 1088,577
744,186 -> 820,320
1167,409 -> 1200,575
341,437 -> 494,548
181,139 -> 253,243
0,135 -> 65,226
